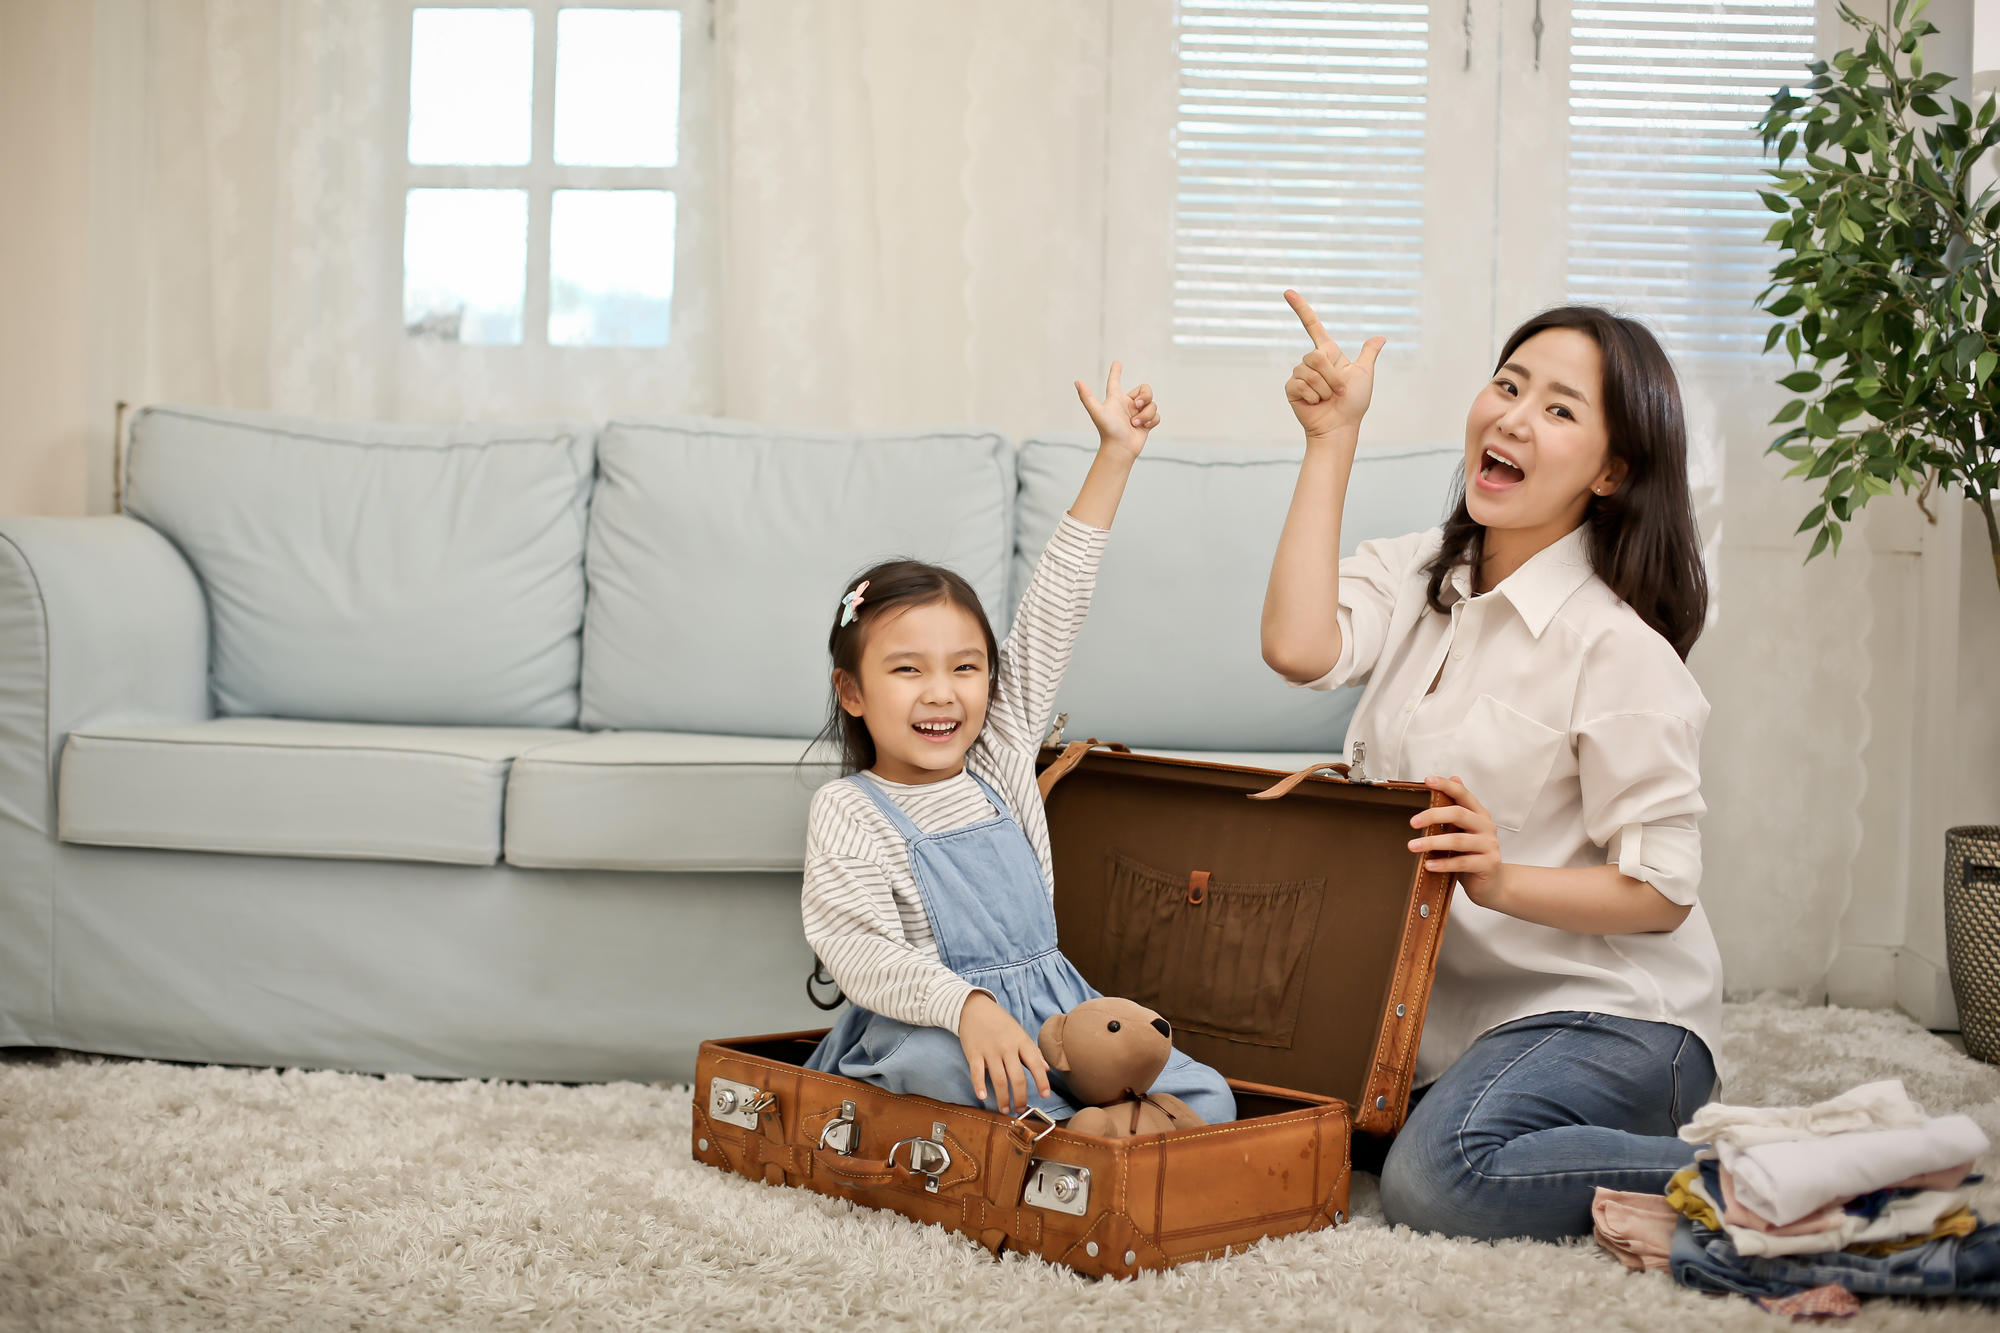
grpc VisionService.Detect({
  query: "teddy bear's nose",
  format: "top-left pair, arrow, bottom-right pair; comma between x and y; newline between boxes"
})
1151,1018 -> 1172,1039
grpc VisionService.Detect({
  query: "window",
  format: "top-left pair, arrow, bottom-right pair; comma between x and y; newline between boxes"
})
400,2 -> 696,350
1172,0 -> 1431,350
1564,0 -> 1819,361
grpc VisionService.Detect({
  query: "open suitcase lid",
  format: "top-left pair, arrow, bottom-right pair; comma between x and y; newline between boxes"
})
1037,744 -> 1454,1136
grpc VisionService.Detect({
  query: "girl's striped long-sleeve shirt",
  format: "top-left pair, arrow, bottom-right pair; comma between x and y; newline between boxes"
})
800,513 -> 1107,1034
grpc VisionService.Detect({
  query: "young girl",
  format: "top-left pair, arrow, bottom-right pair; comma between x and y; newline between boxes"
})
801,366 -> 1236,1125
1262,291 -> 1720,1242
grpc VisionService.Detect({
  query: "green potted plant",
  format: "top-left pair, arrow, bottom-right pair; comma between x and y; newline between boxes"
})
1760,0 -> 1992,1056
1755,0 -> 2000,1060
1756,0 -> 1997,578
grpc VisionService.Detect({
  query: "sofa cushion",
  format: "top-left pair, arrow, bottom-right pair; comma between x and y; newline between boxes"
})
580,418 -> 1014,738
504,731 -> 840,872
58,719 -> 576,866
1014,436 -> 1462,751
124,406 -> 595,727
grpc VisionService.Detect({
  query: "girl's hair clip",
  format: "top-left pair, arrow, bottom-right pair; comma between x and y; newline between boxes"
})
839,580 -> 869,627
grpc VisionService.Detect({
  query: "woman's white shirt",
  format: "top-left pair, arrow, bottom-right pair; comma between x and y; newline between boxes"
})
1300,524 -> 1723,1085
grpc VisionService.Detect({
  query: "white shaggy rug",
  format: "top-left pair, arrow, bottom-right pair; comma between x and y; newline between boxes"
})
3,999 -> 1998,1331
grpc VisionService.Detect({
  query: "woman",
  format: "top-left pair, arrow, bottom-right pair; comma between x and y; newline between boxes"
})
1262,291 -> 1720,1241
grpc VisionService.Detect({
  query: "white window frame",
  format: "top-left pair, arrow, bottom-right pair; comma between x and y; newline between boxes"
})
393,0 -> 715,406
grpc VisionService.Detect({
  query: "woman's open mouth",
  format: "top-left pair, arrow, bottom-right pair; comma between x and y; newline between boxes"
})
1476,447 -> 1527,491
912,719 -> 961,743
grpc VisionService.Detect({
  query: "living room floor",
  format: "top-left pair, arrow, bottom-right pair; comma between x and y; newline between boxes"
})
2,997 -> 1995,1332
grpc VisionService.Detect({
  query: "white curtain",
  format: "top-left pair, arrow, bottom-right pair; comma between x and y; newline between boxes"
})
1690,379 -> 1875,998
102,0 -> 403,418
107,0 -> 720,423
715,0 -> 1111,437
96,0 -> 1876,998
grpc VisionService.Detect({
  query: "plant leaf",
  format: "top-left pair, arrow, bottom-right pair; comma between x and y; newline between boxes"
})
1781,370 -> 1823,392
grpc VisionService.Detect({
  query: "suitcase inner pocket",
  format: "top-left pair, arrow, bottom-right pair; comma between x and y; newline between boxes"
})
1097,851 -> 1324,1049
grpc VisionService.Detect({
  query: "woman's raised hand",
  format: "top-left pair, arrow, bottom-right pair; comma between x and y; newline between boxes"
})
1074,361 -> 1157,462
1283,290 -> 1385,441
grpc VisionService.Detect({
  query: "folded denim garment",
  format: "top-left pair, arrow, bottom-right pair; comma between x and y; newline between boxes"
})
1670,1215 -> 2000,1302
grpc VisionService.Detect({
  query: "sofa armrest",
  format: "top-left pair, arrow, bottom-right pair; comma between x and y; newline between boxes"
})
0,515 -> 209,812
0,515 -> 208,1044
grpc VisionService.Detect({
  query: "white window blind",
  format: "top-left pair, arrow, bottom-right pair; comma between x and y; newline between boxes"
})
1566,0 -> 1817,360
1173,0 -> 1429,349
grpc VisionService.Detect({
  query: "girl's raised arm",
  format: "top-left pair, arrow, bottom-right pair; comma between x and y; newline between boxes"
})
1261,291 -> 1385,684
1067,361 -> 1155,528
975,365 -> 1157,758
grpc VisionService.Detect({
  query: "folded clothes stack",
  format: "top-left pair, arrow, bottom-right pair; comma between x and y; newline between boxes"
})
1592,1080 -> 1998,1318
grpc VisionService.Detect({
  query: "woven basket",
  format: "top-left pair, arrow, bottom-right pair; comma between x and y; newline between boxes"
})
1945,826 -> 2000,1064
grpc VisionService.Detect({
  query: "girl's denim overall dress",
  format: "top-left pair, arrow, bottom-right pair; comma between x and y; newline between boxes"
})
806,769 -> 1235,1124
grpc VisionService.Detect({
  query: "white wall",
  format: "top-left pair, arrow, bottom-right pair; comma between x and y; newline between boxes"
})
0,0 -> 96,516
1816,0 -> 2000,1027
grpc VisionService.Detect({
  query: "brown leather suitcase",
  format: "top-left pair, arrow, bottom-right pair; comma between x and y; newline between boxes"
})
690,744 -> 1453,1277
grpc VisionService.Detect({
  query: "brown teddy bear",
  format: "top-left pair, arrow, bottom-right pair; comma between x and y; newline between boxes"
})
1037,996 -> 1208,1138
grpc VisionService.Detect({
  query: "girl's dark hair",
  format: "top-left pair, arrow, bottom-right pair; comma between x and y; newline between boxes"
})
813,560 -> 1001,776
1424,305 -> 1709,660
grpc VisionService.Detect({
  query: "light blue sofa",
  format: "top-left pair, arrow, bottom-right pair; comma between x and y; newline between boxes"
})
0,406 -> 1459,1083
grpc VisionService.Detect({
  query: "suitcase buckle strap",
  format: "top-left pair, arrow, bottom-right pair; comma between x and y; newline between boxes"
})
887,1124 -> 953,1193
1011,1106 -> 1059,1143
817,1100 -> 860,1155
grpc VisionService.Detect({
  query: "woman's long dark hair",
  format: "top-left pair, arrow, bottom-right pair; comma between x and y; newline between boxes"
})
813,560 -> 1001,776
1424,306 -> 1709,660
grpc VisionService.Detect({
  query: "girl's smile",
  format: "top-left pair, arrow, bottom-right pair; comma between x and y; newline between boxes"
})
836,599 -> 992,784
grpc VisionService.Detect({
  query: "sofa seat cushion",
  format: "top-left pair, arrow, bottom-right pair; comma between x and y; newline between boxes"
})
503,731 -> 839,873
58,719 -> 577,866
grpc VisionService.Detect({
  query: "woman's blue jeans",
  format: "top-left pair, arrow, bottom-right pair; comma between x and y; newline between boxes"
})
1376,1011 -> 1717,1242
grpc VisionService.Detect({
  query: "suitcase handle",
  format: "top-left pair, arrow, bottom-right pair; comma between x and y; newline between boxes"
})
811,1142 -> 948,1194
1036,739 -> 1133,800
1248,759 -> 1352,801
812,1122 -> 983,1195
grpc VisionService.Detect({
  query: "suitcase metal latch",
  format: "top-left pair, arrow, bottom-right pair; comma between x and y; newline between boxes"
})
708,1077 -> 773,1131
1345,740 -> 1373,784
818,1100 -> 859,1155
1023,1159 -> 1091,1216
888,1123 -> 953,1193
